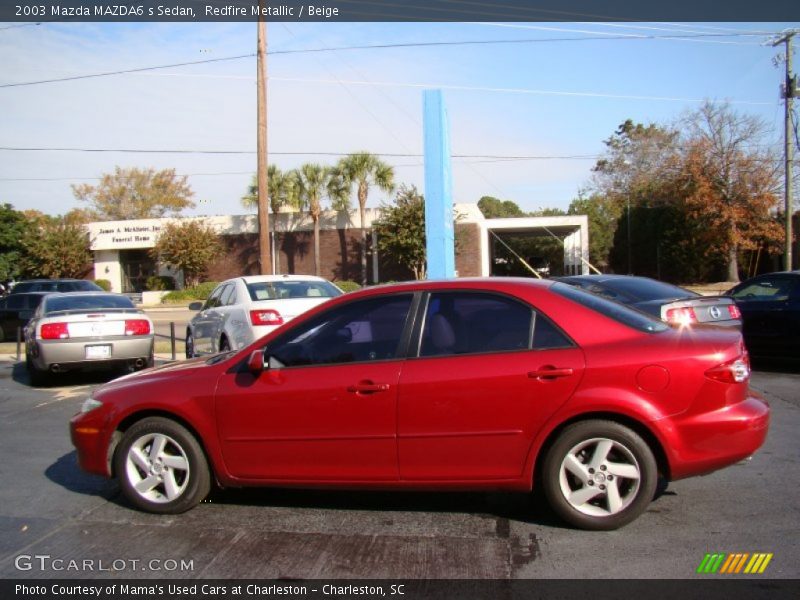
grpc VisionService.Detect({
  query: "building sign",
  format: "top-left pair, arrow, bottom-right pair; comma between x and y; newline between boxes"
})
87,219 -> 164,250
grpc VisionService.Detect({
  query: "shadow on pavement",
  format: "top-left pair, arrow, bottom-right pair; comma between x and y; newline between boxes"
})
45,451 -> 118,498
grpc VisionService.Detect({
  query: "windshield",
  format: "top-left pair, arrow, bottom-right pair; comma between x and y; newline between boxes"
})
600,278 -> 697,302
44,294 -> 135,313
551,282 -> 669,333
246,280 -> 342,301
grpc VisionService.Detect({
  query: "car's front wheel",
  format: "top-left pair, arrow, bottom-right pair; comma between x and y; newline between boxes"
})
115,417 -> 210,514
541,420 -> 657,530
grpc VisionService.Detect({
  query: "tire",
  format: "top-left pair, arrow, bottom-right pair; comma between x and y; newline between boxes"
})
219,336 -> 230,353
114,417 -> 211,514
185,332 -> 195,359
541,420 -> 657,530
26,355 -> 50,387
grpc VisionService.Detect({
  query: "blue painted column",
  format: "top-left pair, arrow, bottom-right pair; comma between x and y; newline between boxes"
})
423,90 -> 456,279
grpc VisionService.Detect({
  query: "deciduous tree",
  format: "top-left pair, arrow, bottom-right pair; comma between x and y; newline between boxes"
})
22,214 -> 92,278
150,220 -> 223,288
0,203 -> 32,281
374,185 -> 427,280
72,167 -> 194,220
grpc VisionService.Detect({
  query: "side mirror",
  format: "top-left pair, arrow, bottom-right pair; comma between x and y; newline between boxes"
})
188,301 -> 203,311
247,349 -> 266,375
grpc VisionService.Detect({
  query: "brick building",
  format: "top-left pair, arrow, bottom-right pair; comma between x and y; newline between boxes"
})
86,205 -> 589,293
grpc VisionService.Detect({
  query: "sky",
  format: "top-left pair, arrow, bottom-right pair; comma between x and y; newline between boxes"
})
1,20 -> 798,219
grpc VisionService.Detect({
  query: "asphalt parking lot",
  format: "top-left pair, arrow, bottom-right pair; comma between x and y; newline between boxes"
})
0,357 -> 797,580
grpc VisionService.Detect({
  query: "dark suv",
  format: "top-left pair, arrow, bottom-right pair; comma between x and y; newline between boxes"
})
9,279 -> 103,294
0,292 -> 49,342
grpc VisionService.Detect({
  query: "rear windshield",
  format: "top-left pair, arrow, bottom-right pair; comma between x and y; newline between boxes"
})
246,280 -> 342,301
600,278 -> 697,302
551,282 -> 669,333
44,295 -> 135,313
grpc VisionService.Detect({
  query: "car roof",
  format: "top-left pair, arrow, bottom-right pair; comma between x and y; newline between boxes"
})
556,274 -> 655,283
43,291 -> 125,298
15,278 -> 87,283
235,275 -> 332,284
339,277 -> 555,297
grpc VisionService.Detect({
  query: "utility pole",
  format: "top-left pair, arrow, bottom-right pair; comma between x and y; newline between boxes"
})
256,2 -> 272,274
772,30 -> 798,271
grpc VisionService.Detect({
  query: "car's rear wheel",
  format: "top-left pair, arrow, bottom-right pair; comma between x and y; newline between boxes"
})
185,332 -> 195,358
26,355 -> 50,387
541,420 -> 657,530
219,336 -> 230,353
115,417 -> 210,514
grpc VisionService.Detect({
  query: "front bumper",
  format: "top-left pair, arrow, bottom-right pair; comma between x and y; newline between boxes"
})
70,408 -> 115,477
663,391 -> 770,480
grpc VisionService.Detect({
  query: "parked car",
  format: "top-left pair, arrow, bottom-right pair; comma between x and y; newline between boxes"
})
25,292 -> 154,386
70,278 -> 768,530
0,292 -> 49,342
185,275 -> 343,358
727,271 -> 800,359
555,274 -> 741,328
10,279 -> 103,294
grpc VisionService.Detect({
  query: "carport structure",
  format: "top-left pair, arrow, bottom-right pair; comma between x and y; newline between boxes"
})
477,215 -> 590,277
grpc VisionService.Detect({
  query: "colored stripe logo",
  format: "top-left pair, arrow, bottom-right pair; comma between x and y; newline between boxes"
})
697,553 -> 773,574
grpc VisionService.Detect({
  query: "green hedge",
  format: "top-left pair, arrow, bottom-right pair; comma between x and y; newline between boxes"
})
336,280 -> 362,293
161,281 -> 219,304
146,275 -> 176,291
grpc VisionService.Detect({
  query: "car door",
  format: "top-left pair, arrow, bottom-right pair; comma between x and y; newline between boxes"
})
214,293 -> 415,481
731,275 -> 799,356
191,284 -> 226,354
397,291 -> 585,481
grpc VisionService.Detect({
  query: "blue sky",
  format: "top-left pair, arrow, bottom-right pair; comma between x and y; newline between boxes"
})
1,20 -> 797,218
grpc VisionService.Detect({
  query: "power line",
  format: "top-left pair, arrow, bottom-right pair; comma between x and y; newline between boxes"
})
0,31 -> 775,89
0,53 -> 255,88
0,146 -> 602,159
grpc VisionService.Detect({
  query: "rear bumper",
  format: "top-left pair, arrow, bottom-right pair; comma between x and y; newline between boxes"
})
663,391 -> 770,480
30,336 -> 153,371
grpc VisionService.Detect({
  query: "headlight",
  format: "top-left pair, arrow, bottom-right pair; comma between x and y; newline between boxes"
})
80,398 -> 103,414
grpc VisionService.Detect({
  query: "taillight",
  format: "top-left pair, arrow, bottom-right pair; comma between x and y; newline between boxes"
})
728,304 -> 742,319
41,322 -> 69,340
250,309 -> 283,326
124,319 -> 151,336
665,307 -> 697,325
705,354 -> 750,384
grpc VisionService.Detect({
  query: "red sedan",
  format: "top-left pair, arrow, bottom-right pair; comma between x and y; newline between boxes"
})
70,279 -> 769,530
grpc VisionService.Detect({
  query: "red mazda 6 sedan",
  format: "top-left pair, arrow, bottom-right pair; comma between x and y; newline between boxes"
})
70,279 -> 769,530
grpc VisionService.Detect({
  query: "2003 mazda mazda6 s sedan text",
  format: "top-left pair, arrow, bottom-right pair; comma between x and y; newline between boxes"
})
70,279 -> 770,530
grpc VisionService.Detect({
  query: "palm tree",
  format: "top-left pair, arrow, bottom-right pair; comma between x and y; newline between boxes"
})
292,164 -> 347,276
337,152 -> 395,285
241,165 -> 298,273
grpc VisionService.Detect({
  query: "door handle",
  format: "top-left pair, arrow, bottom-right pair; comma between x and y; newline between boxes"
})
528,367 -> 574,380
347,381 -> 390,394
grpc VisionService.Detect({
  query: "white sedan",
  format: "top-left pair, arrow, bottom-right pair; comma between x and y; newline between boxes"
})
185,275 -> 343,357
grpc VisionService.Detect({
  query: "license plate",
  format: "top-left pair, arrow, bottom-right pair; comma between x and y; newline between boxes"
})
85,345 -> 111,360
